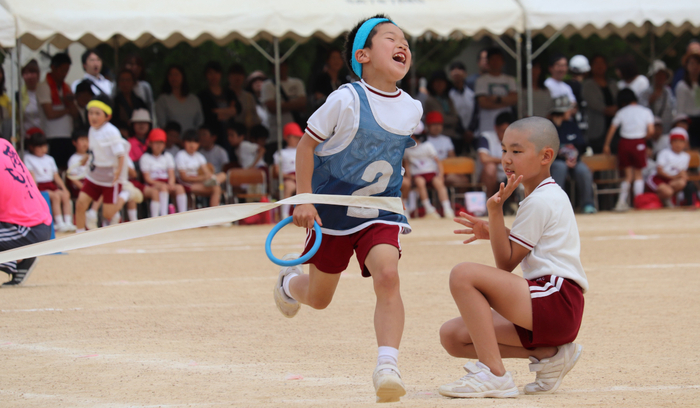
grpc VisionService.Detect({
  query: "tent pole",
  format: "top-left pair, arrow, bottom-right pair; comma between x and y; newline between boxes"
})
113,35 -> 119,71
649,28 -> 655,62
515,33 -> 522,119
9,46 -> 16,148
410,37 -> 417,98
274,37 -> 283,199
491,35 -> 517,60
531,28 -> 563,60
526,29 -> 533,117
16,39 -> 24,152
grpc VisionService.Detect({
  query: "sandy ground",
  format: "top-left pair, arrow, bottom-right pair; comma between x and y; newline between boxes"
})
1,209 -> 699,407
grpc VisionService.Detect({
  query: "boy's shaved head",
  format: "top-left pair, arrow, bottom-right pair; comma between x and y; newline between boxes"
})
508,117 -> 559,153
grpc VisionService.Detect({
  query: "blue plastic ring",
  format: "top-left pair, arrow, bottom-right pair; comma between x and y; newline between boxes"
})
265,216 -> 322,267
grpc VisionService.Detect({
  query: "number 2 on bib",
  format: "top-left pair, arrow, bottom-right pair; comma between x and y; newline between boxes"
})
347,160 -> 393,218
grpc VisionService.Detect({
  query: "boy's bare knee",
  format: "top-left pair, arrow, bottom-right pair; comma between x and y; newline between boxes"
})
306,295 -> 333,310
449,263 -> 477,292
372,267 -> 400,294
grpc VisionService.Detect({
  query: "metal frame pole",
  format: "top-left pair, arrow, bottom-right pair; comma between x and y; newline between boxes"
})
16,39 -> 24,152
273,38 -> 283,198
9,46 -> 16,148
526,29 -> 533,117
515,33 -> 522,118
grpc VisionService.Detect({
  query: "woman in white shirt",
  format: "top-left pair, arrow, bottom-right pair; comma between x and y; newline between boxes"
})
675,52 -> 700,147
616,55 -> 649,100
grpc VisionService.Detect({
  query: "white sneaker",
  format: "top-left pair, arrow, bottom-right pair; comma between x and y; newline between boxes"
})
273,253 -> 302,318
65,223 -> 76,232
122,181 -> 143,204
524,343 -> 582,395
424,207 -> 440,219
614,201 -> 630,212
373,363 -> 406,403
443,207 -> 455,219
55,222 -> 70,233
86,210 -> 98,230
438,362 -> 518,398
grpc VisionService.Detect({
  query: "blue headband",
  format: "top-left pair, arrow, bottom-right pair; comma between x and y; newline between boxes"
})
351,18 -> 395,78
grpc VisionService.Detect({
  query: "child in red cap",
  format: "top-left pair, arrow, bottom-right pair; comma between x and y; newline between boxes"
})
645,127 -> 694,207
424,111 -> 456,160
274,123 -> 303,218
140,128 -> 188,216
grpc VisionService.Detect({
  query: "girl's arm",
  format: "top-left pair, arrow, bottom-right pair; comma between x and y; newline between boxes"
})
645,123 -> 655,139
113,155 -> 125,185
53,172 -> 68,190
292,134 -> 322,228
436,157 -> 444,178
142,170 -> 156,185
168,168 -> 176,185
249,147 -> 265,169
603,124 -> 618,155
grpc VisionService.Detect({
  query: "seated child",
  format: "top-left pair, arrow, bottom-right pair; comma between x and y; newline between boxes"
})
140,128 -> 187,216
228,120 -> 265,169
23,128 -> 75,232
0,138 -> 52,286
175,129 -> 226,208
198,125 -> 230,173
273,122 -> 302,218
646,127 -> 692,207
75,97 -> 143,232
403,132 -> 454,218
164,121 -> 182,158
477,112 -> 512,197
424,111 -> 455,160
128,108 -> 152,164
439,117 -> 587,398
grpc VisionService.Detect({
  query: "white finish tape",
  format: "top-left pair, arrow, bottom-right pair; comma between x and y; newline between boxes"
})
0,194 -> 403,264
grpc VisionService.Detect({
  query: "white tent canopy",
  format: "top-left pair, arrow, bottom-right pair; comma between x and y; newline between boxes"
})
1,0 -> 524,50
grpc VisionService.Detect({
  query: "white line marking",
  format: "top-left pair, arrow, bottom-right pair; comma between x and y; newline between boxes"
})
565,384 -> 700,393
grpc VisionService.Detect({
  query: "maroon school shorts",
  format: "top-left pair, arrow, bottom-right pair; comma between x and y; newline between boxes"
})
514,275 -> 585,349
81,179 -> 121,204
413,172 -> 436,184
617,138 -> 647,170
301,223 -> 402,277
37,181 -> 58,191
646,174 -> 670,192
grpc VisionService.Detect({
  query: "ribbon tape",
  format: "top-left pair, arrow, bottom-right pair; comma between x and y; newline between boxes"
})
0,194 -> 403,264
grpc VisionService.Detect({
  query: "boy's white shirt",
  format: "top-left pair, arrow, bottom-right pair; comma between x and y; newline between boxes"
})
404,142 -> 439,175
655,148 -> 690,177
509,177 -> 589,292
89,122 -> 125,167
175,150 -> 207,178
140,152 -> 176,181
305,79 -> 423,156
273,146 -> 297,175
612,104 -> 654,139
425,134 -> 454,161
23,153 -> 58,183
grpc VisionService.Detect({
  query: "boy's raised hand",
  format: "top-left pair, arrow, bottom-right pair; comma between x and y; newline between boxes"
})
486,174 -> 523,211
292,203 -> 323,229
453,211 -> 489,244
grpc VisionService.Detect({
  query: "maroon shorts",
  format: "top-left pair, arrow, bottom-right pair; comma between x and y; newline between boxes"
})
617,138 -> 647,169
37,181 -> 58,191
646,174 -> 670,192
131,179 -> 145,192
413,172 -> 436,184
514,275 -> 585,349
81,179 -> 121,204
301,223 -> 402,277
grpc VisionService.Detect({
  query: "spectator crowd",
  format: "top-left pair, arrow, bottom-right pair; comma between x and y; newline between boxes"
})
3,38 -> 700,232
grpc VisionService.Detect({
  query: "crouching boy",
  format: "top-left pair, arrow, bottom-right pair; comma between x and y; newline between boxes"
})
438,117 -> 588,398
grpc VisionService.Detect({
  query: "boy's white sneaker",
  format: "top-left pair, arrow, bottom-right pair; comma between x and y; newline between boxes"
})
524,343 -> 582,395
424,207 -> 440,219
443,207 -> 455,218
273,253 -> 302,318
85,211 -> 98,230
614,201 -> 630,212
373,363 -> 406,403
438,362 -> 519,398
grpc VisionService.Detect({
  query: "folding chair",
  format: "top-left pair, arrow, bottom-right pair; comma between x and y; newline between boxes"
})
687,150 -> 700,185
580,154 -> 623,211
226,168 -> 268,204
441,157 -> 485,210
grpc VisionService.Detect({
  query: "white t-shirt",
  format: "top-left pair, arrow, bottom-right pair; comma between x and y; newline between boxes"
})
71,73 -> 114,96
425,134 -> 454,160
175,150 -> 207,179
87,122 -> 127,187
544,78 -> 577,103
35,81 -> 73,139
474,73 -> 517,133
273,147 -> 297,175
305,80 -> 423,155
236,140 -> 260,169
612,104 -> 654,139
476,130 -> 506,179
140,152 -> 176,181
67,153 -> 89,180
449,86 -> 475,131
23,153 -> 57,183
260,77 -> 306,142
617,75 -> 650,100
509,177 -> 588,292
404,142 -> 439,175
655,148 -> 690,177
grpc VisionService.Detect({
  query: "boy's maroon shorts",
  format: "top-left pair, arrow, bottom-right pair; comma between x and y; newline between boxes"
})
37,181 -> 58,191
514,275 -> 585,349
301,223 -> 402,277
81,179 -> 121,204
617,138 -> 647,169
413,172 -> 436,184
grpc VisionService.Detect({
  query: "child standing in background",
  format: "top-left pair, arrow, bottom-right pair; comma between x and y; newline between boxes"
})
23,128 -> 75,232
274,122 -> 302,218
404,131 -> 454,218
603,88 -> 655,211
140,128 -> 187,216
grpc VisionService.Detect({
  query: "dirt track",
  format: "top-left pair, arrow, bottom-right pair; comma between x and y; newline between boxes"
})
1,209 -> 699,407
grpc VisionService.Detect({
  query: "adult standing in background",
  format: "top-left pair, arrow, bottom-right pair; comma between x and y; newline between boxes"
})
198,61 -> 239,145
519,59 -> 553,118
466,48 -> 489,91
111,69 -> 147,135
227,64 -> 261,131
641,60 -> 676,134
424,71 -> 461,153
545,54 -> 578,115
156,65 -> 204,135
247,70 -> 269,130
616,55 -> 649,100
70,49 -> 113,97
475,47 -> 517,135
0,66 -> 11,140
675,51 -> 700,147
310,49 -> 348,112
36,53 -> 78,168
260,60 -> 306,148
582,54 -> 618,153
20,60 -> 43,136
448,61 -> 476,154
671,40 -> 700,92
73,80 -> 94,133
124,53 -> 156,125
